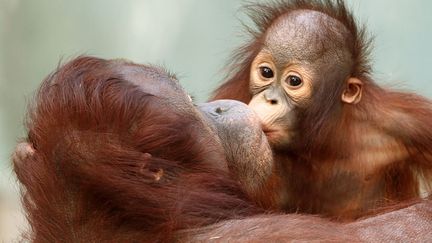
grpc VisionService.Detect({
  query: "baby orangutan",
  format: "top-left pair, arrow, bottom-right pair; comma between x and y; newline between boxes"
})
213,0 -> 432,219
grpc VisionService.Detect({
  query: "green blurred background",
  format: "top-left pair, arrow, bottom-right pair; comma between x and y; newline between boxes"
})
0,0 -> 431,240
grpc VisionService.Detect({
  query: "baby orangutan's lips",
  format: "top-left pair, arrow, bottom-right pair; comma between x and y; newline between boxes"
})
262,124 -> 278,136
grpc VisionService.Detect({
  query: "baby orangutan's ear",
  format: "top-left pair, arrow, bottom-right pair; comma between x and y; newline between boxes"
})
12,142 -> 35,166
342,78 -> 363,104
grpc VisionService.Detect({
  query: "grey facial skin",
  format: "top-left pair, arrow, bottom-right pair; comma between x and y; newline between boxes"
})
198,100 -> 274,196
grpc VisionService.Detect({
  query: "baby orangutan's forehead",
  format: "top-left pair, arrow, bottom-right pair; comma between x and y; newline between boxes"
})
264,9 -> 351,64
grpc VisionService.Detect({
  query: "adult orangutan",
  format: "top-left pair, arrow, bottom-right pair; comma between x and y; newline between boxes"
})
13,56 -> 432,242
212,0 -> 432,219
12,55 -> 276,242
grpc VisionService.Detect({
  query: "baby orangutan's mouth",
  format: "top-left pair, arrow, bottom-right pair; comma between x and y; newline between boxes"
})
261,124 -> 292,147
262,124 -> 278,136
